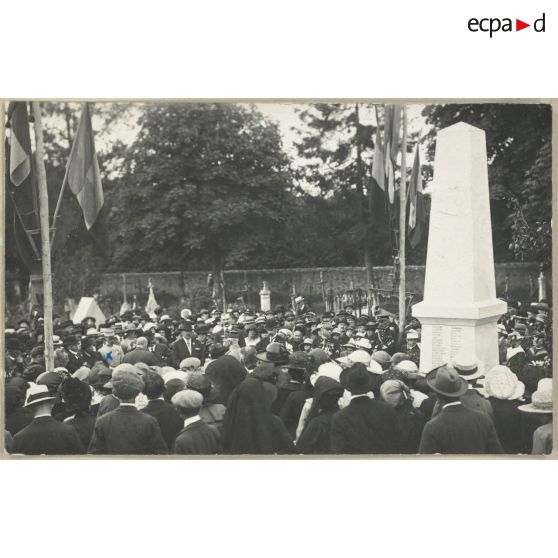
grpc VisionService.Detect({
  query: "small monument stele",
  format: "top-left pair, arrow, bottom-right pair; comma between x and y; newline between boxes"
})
412,122 -> 506,373
259,281 -> 271,312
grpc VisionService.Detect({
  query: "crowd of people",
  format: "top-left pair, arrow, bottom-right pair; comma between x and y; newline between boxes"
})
3,296 -> 553,455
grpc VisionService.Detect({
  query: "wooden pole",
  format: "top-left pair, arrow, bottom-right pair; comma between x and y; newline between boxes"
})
31,102 -> 55,371
398,106 -> 408,345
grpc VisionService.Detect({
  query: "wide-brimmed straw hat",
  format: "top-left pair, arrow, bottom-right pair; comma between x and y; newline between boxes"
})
452,351 -> 484,381
484,365 -> 524,401
426,364 -> 468,397
518,379 -> 553,413
24,383 -> 55,407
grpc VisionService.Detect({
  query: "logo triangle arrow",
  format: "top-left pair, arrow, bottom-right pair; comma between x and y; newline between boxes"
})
516,19 -> 530,31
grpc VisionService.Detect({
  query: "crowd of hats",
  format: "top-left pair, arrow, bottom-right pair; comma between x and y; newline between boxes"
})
4,296 -> 553,455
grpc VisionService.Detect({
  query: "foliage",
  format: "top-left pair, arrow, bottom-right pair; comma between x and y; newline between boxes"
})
106,103 -> 294,272
422,103 -> 552,263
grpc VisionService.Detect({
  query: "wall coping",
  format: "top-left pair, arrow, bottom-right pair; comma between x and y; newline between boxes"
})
98,262 -> 541,279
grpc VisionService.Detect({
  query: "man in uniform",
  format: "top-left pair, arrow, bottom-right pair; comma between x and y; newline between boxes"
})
373,310 -> 398,354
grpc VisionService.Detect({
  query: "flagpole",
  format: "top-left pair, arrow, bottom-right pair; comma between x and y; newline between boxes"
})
398,106 -> 408,346
31,102 -> 55,371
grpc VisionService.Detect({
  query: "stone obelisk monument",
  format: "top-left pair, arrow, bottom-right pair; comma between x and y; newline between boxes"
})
412,122 -> 506,373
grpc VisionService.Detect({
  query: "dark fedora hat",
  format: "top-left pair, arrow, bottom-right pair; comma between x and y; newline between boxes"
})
426,364 -> 468,397
256,342 -> 290,366
340,363 -> 374,395
177,321 -> 193,332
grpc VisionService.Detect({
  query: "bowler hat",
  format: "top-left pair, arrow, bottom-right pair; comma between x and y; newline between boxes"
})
426,365 -> 468,397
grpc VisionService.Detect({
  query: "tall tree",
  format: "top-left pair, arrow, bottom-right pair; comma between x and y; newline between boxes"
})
106,103 -> 294,282
294,103 -> 393,277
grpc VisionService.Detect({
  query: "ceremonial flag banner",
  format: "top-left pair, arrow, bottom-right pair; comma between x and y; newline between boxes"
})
8,102 -> 32,187
407,143 -> 426,248
370,122 -> 386,223
382,104 -> 401,206
66,103 -> 104,229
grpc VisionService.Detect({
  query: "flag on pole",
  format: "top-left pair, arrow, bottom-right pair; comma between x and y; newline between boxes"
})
7,102 -> 33,187
66,103 -> 104,229
370,120 -> 386,223
382,105 -> 401,206
145,279 -> 158,319
407,143 -> 426,248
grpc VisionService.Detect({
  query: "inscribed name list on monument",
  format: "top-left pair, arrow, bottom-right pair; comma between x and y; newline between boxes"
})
431,325 -> 445,367
412,122 -> 506,373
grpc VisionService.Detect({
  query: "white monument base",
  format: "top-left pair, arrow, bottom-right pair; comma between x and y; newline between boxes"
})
413,300 -> 506,373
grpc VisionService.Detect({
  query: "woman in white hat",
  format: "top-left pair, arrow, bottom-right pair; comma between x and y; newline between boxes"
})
518,378 -> 553,455
484,365 -> 525,453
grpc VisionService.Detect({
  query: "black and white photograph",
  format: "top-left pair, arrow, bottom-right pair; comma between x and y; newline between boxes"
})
2,100 -> 554,457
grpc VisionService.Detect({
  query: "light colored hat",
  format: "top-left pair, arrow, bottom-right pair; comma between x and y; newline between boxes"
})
452,351 -> 484,381
142,322 -> 156,332
355,338 -> 372,350
159,315 -> 172,322
212,325 -> 223,335
311,362 -> 342,385
179,357 -> 201,371
518,378 -> 553,413
24,383 -> 56,407
406,329 -> 419,340
394,360 -> 420,379
302,338 -> 313,345
484,365 -> 524,401
172,389 -> 203,410
163,370 -> 189,383
278,328 -> 293,339
380,379 -> 411,407
295,296 -> 304,304
180,309 -> 193,320
86,328 -> 100,336
348,350 -> 371,366
72,366 -> 91,381
367,359 -> 384,374
52,335 -> 63,347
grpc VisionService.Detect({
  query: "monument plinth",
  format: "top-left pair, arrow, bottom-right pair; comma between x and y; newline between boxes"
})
412,122 -> 506,373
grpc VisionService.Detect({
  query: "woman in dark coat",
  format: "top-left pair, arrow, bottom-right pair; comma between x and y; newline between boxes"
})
296,376 -> 344,454
205,355 -> 247,406
222,370 -> 294,455
484,365 -> 526,454
380,379 -> 425,454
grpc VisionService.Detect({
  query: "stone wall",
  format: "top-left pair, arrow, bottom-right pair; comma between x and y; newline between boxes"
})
94,262 -> 545,314
5,262 -> 547,319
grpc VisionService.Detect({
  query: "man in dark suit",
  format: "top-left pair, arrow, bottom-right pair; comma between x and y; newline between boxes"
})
88,368 -> 168,454
330,363 -> 403,454
122,336 -> 160,366
64,335 -> 85,374
141,371 -> 183,450
172,389 -> 221,454
419,365 -> 503,455
12,384 -> 85,455
171,323 -> 204,368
